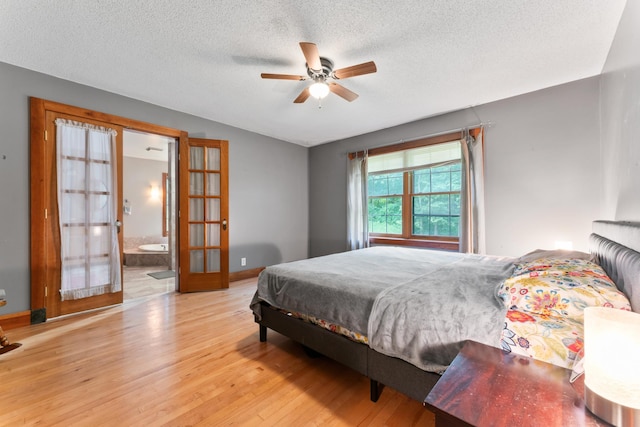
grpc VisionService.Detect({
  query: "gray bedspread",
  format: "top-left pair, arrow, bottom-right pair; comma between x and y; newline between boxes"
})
250,246 -> 514,372
368,254 -> 514,373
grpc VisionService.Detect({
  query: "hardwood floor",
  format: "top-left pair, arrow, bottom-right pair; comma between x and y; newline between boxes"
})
0,278 -> 435,426
123,266 -> 175,300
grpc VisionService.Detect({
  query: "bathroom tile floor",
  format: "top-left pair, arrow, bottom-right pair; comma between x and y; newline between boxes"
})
123,266 -> 175,301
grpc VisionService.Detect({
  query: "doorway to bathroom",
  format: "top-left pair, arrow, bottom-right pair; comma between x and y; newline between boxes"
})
31,97 -> 230,318
122,130 -> 177,300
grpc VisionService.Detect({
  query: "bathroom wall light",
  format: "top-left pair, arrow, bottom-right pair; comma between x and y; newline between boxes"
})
584,307 -> 640,426
150,185 -> 160,200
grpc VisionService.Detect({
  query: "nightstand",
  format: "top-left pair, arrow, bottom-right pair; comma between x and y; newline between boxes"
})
423,340 -> 608,427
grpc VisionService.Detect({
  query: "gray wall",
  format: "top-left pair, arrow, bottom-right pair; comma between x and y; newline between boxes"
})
0,61 -> 309,315
310,77 -> 602,258
600,0 -> 640,220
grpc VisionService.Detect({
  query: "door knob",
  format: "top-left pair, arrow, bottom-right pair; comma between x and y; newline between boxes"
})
222,219 -> 227,231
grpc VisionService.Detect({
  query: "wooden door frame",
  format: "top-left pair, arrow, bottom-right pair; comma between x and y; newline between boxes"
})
30,98 -> 185,318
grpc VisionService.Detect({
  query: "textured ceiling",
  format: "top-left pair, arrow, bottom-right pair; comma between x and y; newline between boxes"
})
0,1 -> 627,147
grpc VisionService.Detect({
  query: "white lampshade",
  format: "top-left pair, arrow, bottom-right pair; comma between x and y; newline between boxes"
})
584,306 -> 640,426
309,82 -> 330,99
554,240 -> 574,250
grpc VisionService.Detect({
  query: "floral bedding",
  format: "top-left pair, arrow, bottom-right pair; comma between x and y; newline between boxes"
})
498,254 -> 632,369
280,308 -> 369,344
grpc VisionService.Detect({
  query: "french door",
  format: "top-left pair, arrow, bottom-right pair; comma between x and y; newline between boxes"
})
30,98 -> 230,319
178,137 -> 229,291
36,110 -> 124,318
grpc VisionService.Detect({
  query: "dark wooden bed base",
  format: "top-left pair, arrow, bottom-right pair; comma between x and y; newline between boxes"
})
255,221 -> 640,403
256,303 -> 441,402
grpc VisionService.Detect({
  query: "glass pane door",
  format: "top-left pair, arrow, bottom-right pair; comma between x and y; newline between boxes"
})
179,137 -> 228,292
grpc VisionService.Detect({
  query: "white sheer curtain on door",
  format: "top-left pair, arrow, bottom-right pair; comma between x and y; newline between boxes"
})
56,119 -> 121,300
347,151 -> 369,250
459,128 -> 486,254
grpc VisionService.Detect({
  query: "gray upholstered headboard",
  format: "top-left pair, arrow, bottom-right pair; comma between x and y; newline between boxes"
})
590,220 -> 640,313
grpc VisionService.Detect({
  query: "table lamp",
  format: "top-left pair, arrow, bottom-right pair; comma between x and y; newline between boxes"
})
584,306 -> 640,426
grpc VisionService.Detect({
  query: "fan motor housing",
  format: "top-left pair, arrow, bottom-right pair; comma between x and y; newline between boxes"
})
306,57 -> 334,80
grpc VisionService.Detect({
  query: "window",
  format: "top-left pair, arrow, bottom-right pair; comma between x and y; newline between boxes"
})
368,172 -> 403,234
365,134 -> 463,250
411,163 -> 461,236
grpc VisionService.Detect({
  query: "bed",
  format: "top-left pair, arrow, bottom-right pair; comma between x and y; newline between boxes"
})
250,220 -> 640,402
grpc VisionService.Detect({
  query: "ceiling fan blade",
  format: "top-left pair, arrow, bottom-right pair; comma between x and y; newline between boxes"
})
300,42 -> 321,71
333,61 -> 377,79
294,87 -> 311,103
261,73 -> 307,81
329,82 -> 358,102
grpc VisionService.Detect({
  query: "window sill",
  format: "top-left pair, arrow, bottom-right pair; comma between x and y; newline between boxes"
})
369,236 -> 459,251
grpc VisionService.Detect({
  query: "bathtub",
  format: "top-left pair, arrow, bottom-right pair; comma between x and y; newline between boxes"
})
138,244 -> 168,253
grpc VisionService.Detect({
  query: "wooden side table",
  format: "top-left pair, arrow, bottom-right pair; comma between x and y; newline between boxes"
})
0,300 -> 22,355
424,340 -> 608,427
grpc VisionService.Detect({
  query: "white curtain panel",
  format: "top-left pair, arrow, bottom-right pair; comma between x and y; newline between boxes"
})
56,119 -> 121,300
473,130 -> 486,254
459,129 -> 486,254
347,152 -> 369,250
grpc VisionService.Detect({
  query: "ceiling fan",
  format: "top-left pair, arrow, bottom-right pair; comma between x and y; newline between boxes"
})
261,42 -> 377,104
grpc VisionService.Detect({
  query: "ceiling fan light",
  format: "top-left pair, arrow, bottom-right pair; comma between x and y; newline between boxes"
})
309,82 -> 330,99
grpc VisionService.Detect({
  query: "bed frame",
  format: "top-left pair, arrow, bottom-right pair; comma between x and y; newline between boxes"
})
257,303 -> 441,402
255,220 -> 640,402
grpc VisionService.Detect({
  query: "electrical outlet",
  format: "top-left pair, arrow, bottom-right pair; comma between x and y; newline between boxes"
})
241,257 -> 246,267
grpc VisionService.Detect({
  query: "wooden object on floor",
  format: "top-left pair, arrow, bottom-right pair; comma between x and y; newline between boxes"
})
0,278 -> 434,426
0,300 -> 23,354
1,323 -> 22,352
424,340 -> 607,427
0,340 -> 22,354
